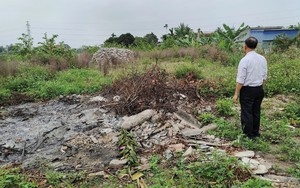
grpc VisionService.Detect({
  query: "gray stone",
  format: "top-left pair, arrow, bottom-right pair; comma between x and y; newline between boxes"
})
204,135 -> 216,140
216,149 -> 226,154
113,96 -> 121,102
205,106 -> 212,112
234,150 -> 255,158
90,135 -> 98,144
241,157 -> 260,169
100,128 -> 113,134
164,149 -> 173,160
198,123 -> 217,133
88,171 -> 105,178
174,109 -> 201,129
109,159 -> 128,168
262,174 -> 300,183
183,146 -> 194,157
253,164 -> 268,175
168,143 -> 185,152
257,158 -> 272,170
181,128 -> 202,137
121,109 -> 156,130
151,113 -> 161,123
137,163 -> 151,171
89,96 -> 107,102
112,136 -> 119,143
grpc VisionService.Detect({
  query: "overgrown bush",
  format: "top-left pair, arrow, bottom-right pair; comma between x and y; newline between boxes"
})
175,62 -> 203,79
198,113 -> 216,125
29,69 -> 111,99
0,60 -> 20,77
288,163 -> 300,178
236,178 -> 272,188
187,153 -> 251,187
211,118 -> 241,140
216,98 -> 235,116
284,102 -> 300,126
0,68 -> 111,104
266,60 -> 300,95
4,66 -> 52,92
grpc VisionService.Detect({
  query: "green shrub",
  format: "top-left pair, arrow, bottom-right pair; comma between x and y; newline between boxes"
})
30,69 -> 112,99
1,67 -> 111,102
285,102 -> 300,118
0,88 -> 11,104
0,168 -> 37,188
216,98 -> 235,116
198,113 -> 216,125
187,153 -> 250,187
117,129 -> 139,166
278,142 -> 300,162
236,178 -> 272,188
211,118 -> 241,140
266,60 -> 300,95
4,66 -> 51,92
233,136 -> 270,152
175,62 -> 203,79
198,79 -> 235,98
45,171 -> 85,186
262,122 -> 295,143
288,163 -> 300,178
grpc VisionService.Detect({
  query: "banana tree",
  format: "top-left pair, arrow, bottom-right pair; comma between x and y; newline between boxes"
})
216,23 -> 249,51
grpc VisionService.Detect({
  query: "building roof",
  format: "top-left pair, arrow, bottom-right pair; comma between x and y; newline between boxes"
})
237,26 -> 299,42
250,26 -> 284,30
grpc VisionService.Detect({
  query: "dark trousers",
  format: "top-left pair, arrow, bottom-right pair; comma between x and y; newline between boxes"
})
239,85 -> 264,138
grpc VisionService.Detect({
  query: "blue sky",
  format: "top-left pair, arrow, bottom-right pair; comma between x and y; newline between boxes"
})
0,0 -> 299,47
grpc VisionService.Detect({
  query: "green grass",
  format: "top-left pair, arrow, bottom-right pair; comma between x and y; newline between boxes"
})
29,69 -> 112,99
198,113 -> 216,125
216,98 -> 236,116
0,67 -> 112,103
0,168 -> 37,188
174,62 -> 204,79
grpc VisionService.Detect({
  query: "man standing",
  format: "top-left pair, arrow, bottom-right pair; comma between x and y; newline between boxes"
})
233,37 -> 267,139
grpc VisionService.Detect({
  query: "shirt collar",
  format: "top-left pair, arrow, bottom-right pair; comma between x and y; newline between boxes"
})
246,50 -> 256,56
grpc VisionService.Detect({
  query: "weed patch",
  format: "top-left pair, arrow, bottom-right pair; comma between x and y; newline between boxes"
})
0,168 -> 37,188
175,62 -> 203,79
198,113 -> 216,125
216,98 -> 235,116
288,163 -> 300,178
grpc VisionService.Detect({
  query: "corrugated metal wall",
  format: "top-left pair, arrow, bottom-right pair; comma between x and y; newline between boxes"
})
250,29 -> 299,42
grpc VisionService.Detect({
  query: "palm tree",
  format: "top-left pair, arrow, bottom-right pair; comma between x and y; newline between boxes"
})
174,23 -> 194,39
163,24 -> 168,34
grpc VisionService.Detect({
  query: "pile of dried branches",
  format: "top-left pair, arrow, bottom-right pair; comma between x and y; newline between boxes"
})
104,66 -> 203,115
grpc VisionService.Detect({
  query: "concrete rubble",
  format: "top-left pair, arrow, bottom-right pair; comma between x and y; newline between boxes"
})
0,93 -> 296,182
90,48 -> 136,72
234,150 -> 255,158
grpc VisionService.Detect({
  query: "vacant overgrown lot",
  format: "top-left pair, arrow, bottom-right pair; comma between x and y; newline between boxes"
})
0,46 -> 299,187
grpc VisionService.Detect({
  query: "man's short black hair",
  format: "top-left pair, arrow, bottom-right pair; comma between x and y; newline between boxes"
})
245,37 -> 258,49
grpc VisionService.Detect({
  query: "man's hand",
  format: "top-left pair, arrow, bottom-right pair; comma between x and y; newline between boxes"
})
233,94 -> 239,103
233,83 -> 243,103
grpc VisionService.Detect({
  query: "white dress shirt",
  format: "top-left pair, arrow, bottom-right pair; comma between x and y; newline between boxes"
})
236,51 -> 267,87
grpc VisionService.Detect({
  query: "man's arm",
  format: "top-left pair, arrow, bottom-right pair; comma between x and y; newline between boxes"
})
233,82 -> 243,103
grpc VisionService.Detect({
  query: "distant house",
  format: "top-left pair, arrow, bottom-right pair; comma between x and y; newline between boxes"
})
238,26 -> 299,50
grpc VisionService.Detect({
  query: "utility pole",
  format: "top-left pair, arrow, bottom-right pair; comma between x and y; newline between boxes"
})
197,28 -> 201,41
26,21 -> 31,39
